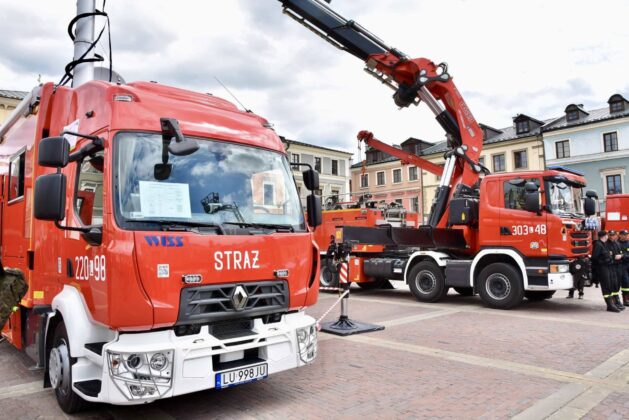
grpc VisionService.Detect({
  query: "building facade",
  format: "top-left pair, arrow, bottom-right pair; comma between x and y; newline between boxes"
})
542,94 -> 629,211
281,137 -> 352,208
419,115 -> 546,223
350,138 -> 433,220
0,90 -> 27,124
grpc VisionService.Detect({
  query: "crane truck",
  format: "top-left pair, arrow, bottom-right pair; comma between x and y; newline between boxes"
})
279,0 -> 598,308
0,1 -> 321,413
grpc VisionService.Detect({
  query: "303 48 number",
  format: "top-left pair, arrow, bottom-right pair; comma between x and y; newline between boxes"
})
511,224 -> 547,236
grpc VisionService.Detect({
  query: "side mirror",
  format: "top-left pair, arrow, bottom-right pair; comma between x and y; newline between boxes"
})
584,197 -> 596,216
34,173 -> 66,221
38,137 -> 70,168
306,194 -> 322,227
161,117 -> 199,156
303,169 -> 319,191
586,190 -> 599,200
524,181 -> 541,213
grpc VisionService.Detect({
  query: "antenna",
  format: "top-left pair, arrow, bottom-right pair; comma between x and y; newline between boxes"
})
214,76 -> 252,113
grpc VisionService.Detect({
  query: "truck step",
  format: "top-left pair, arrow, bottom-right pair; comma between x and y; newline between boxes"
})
74,380 -> 101,398
84,342 -> 106,356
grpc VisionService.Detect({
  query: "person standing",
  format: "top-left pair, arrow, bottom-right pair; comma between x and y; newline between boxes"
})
618,229 -> 629,306
592,231 -> 621,312
606,230 -> 625,311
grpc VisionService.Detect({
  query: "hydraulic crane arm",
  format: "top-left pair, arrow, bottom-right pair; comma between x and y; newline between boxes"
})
279,0 -> 485,229
356,130 -> 444,177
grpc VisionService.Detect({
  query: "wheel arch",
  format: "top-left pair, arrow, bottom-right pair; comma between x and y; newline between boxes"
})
403,250 -> 449,284
471,249 -> 528,289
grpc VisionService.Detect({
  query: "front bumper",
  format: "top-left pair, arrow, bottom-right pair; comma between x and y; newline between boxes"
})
83,312 -> 316,405
527,272 -> 574,290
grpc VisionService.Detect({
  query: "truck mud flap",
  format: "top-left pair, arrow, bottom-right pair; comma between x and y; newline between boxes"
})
341,225 -> 467,250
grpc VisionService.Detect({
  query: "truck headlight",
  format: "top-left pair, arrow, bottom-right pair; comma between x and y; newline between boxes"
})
107,350 -> 174,400
296,325 -> 317,364
550,264 -> 570,273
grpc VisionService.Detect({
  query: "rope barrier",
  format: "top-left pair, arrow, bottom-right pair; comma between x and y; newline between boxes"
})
316,290 -> 350,330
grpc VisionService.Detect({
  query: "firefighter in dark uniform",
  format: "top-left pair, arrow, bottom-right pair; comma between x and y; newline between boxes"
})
592,231 -> 621,312
618,229 -> 629,306
606,230 -> 625,311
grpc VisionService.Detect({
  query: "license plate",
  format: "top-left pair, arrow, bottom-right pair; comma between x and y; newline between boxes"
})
215,363 -> 268,389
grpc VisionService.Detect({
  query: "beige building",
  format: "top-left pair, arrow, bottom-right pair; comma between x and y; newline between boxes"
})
281,137 -> 352,208
420,114 -> 546,222
0,90 -> 27,124
350,138 -> 434,220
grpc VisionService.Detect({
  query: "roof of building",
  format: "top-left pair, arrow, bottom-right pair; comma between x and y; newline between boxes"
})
542,104 -> 629,133
281,137 -> 352,156
0,90 -> 28,100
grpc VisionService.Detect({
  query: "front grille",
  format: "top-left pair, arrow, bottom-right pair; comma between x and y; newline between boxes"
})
178,280 -> 288,324
572,247 -> 589,255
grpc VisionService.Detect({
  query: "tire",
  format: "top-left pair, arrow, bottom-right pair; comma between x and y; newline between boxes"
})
49,322 -> 89,414
477,263 -> 524,309
319,259 -> 339,290
524,291 -> 556,301
357,277 -> 389,290
454,287 -> 475,296
408,261 -> 448,302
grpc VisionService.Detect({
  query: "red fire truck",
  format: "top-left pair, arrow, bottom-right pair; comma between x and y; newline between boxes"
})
279,0 -> 597,309
0,3 -> 321,413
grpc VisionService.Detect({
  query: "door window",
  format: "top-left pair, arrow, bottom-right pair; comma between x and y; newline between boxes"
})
503,178 -> 539,211
8,151 -> 25,202
75,151 -> 104,226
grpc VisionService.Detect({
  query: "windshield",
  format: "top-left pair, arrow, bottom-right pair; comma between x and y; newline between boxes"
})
115,132 -> 305,231
547,181 -> 584,216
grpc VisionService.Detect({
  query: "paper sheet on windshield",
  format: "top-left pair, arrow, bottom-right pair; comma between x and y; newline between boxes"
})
139,181 -> 192,219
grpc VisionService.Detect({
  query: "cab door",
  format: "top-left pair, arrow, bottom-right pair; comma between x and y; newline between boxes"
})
499,176 -> 548,258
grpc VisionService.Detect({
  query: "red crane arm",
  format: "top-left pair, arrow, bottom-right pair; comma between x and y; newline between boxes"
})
356,130 -> 443,177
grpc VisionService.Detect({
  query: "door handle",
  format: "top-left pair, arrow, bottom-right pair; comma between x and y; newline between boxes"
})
500,226 -> 512,236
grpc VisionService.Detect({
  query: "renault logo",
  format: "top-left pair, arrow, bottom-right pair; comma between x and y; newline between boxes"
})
231,285 -> 249,311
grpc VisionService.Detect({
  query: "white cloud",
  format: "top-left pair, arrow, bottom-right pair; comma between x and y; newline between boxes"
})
2,0 -> 628,159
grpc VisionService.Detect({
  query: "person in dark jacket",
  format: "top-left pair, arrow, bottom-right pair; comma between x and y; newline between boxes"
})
606,230 -> 625,311
618,229 -> 629,306
592,231 -> 621,312
0,263 -> 28,329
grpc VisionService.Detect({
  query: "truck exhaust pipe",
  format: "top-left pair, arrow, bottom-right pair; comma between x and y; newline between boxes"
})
72,0 -> 96,87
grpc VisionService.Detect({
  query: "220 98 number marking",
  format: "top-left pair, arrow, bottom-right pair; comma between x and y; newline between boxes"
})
511,224 -> 547,236
74,255 -> 106,281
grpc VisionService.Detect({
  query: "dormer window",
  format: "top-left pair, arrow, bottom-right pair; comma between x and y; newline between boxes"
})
516,120 -> 530,134
610,101 -> 624,113
566,109 -> 579,121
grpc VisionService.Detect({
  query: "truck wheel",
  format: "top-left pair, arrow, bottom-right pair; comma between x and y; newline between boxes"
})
478,263 -> 524,309
49,322 -> 88,414
454,287 -> 475,296
408,261 -> 448,302
524,291 -> 556,301
319,260 -> 339,291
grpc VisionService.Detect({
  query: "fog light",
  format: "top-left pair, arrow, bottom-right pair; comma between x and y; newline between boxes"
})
296,324 -> 317,364
150,353 -> 168,371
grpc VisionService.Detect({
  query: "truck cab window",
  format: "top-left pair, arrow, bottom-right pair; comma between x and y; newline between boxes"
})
75,151 -> 104,226
8,151 -> 25,202
504,179 -> 539,210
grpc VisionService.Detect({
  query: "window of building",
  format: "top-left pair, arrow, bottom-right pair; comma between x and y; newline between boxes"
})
75,151 -> 104,225
504,178 -> 539,210
603,132 -> 618,152
394,199 -> 403,206
8,151 -> 25,202
292,153 -> 300,164
360,173 -> 369,188
376,171 -> 385,185
478,156 -> 485,167
610,101 -> 624,113
393,168 -> 402,183
513,150 -> 528,169
566,110 -> 579,122
516,120 -> 530,134
607,174 -> 622,195
314,157 -> 321,173
493,154 -> 506,172
408,166 -> 418,181
411,197 -> 419,213
555,140 -> 570,159
331,159 -> 339,175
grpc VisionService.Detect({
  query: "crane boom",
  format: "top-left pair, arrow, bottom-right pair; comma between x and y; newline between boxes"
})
279,0 -> 485,229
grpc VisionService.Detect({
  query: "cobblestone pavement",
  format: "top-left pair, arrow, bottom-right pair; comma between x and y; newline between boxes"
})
1,285 -> 629,419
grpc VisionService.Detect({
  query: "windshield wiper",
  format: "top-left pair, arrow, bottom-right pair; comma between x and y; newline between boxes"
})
223,222 -> 294,232
157,220 -> 225,234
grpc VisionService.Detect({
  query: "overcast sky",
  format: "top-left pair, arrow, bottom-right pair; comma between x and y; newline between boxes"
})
2,0 -> 628,156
